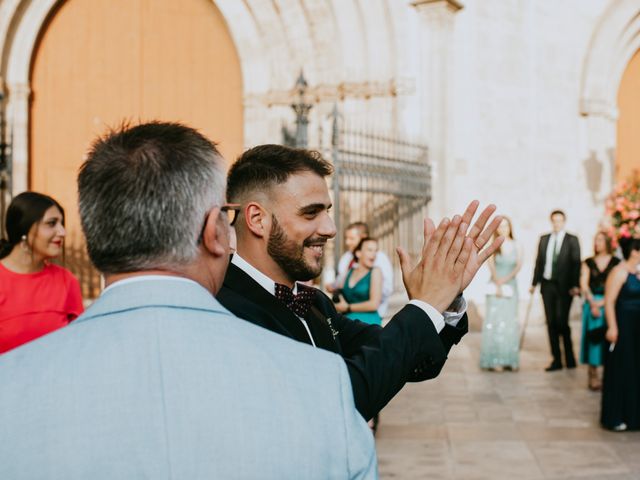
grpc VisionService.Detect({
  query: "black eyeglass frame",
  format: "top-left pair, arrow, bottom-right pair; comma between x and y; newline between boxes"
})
198,203 -> 241,244
220,204 -> 241,226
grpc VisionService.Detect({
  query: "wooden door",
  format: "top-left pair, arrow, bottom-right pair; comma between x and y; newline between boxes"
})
30,0 -> 243,238
617,49 -> 640,181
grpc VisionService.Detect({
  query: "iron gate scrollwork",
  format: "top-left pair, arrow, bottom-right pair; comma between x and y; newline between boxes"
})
326,109 -> 432,291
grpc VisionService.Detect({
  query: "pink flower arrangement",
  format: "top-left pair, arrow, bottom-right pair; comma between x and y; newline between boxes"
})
605,170 -> 640,246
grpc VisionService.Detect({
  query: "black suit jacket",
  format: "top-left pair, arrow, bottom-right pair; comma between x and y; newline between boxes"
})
217,262 -> 468,420
532,232 -> 581,293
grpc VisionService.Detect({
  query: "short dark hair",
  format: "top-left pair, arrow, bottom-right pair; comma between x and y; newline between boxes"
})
0,192 -> 64,259
619,236 -> 640,260
550,210 -> 566,219
78,121 -> 225,274
226,144 -> 333,203
346,222 -> 369,237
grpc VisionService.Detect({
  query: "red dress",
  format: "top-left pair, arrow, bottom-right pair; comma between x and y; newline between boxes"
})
0,262 -> 84,354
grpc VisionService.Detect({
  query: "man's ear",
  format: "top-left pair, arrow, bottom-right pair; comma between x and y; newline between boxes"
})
244,202 -> 270,238
201,207 -> 227,258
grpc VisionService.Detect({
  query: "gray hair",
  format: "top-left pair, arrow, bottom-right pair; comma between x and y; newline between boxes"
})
78,121 -> 225,274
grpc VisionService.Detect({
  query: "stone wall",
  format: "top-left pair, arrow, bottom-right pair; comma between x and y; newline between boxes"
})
2,0 -> 639,303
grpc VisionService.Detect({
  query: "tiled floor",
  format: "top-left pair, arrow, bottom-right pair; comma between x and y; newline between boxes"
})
376,315 -> 640,479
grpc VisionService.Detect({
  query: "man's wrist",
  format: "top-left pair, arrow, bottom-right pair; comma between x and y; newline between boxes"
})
346,304 -> 351,313
408,299 -> 445,333
446,294 -> 465,313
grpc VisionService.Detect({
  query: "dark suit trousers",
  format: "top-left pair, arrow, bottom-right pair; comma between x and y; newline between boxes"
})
541,280 -> 576,366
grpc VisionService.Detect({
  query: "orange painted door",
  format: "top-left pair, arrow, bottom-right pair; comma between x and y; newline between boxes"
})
30,0 -> 243,237
617,49 -> 640,181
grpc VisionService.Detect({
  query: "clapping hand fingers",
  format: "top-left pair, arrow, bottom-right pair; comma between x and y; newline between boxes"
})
397,215 -> 467,312
453,237 -> 473,279
445,219 -> 468,268
434,215 -> 462,274
459,201 -> 504,292
460,200 -> 480,234
466,203 -> 498,245
397,201 -> 503,311
398,218 -> 435,291
477,229 -> 504,265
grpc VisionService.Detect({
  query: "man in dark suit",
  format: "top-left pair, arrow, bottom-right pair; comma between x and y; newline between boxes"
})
530,210 -> 581,371
217,144 -> 503,421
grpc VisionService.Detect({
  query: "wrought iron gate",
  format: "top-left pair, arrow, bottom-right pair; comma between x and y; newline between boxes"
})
324,110 -> 432,290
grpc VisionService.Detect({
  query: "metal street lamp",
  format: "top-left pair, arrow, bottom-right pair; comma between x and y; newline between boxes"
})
282,71 -> 313,148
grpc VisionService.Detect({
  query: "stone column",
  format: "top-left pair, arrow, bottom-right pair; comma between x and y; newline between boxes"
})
6,82 -> 30,195
411,0 -> 463,218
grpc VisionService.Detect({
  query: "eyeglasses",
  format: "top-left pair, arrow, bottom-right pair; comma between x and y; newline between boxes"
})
221,204 -> 241,227
198,203 -> 241,244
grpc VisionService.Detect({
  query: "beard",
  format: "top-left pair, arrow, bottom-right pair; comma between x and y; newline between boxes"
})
267,215 -> 325,282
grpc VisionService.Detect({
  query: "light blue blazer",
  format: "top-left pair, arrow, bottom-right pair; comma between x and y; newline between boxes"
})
0,277 -> 376,479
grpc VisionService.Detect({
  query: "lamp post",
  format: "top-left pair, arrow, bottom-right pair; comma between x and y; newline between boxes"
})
292,71 -> 312,148
282,71 -> 313,148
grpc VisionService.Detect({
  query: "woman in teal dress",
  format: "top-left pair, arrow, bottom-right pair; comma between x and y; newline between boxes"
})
480,217 -> 523,371
335,237 -> 382,326
579,232 -> 619,391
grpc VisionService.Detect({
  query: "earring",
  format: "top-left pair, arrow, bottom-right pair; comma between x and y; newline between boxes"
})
20,235 -> 30,252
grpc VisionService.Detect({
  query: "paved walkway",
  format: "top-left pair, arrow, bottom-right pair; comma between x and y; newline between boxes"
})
375,312 -> 640,479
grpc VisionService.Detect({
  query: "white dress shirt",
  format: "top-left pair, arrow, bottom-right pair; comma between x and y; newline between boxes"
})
543,230 -> 566,280
233,254 -> 465,340
232,254 -> 317,346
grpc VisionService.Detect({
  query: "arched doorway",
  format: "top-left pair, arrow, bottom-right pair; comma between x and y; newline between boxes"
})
29,0 -> 243,239
616,49 -> 640,181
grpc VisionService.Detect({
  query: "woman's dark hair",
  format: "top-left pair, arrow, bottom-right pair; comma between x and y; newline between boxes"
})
354,237 -> 378,257
619,236 -> 640,260
594,231 -> 613,255
0,192 -> 64,259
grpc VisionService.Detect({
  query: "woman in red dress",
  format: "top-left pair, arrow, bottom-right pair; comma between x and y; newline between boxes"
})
0,192 -> 83,354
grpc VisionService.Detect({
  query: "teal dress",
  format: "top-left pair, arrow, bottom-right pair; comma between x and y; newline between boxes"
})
479,248 -> 520,369
342,268 -> 382,326
580,256 -> 619,366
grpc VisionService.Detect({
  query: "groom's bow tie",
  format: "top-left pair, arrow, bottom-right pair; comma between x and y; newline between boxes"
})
274,283 -> 315,317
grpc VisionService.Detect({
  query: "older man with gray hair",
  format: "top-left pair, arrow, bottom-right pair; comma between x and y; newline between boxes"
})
0,122 -> 376,479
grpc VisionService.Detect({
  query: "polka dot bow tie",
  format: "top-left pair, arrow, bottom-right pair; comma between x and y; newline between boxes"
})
274,283 -> 316,317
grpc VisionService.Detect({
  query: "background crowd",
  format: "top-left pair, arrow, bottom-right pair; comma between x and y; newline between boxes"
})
476,209 -> 640,433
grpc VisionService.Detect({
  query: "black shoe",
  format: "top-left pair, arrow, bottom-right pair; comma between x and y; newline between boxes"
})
545,363 -> 562,372
566,362 -> 577,369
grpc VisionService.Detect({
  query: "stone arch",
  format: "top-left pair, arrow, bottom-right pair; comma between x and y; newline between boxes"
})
579,0 -> 640,196
1,0 -> 267,194
1,0 -> 404,193
580,0 -> 640,118
2,0 -> 58,194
